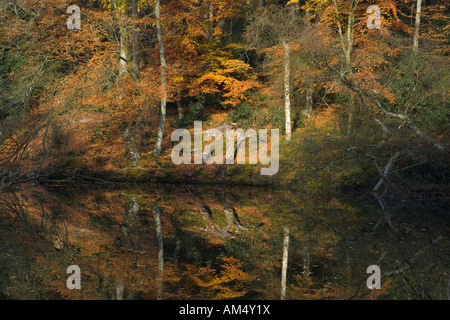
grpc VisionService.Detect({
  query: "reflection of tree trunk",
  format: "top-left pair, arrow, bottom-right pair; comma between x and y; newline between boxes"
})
120,196 -> 140,248
174,238 -> 181,268
413,0 -> 422,52
153,206 -> 164,300
283,41 -> 292,141
302,245 -> 311,278
281,227 -> 289,300
116,282 -> 124,300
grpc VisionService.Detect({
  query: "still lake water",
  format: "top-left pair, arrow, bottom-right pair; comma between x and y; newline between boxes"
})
0,182 -> 448,300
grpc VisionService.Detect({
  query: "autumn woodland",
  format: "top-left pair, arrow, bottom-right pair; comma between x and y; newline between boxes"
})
0,0 -> 449,300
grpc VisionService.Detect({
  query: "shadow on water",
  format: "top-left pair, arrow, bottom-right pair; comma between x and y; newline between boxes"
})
0,183 -> 448,300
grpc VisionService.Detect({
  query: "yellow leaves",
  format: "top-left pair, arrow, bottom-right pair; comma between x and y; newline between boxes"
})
196,58 -> 260,106
302,0 -> 332,12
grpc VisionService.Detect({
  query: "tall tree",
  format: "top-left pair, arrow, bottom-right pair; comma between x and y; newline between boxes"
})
131,0 -> 140,80
413,0 -> 423,52
244,6 -> 302,140
153,0 -> 168,156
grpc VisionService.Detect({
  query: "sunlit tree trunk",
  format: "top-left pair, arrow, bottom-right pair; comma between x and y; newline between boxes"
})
153,0 -> 168,156
281,227 -> 289,300
283,41 -> 292,141
114,0 -> 128,76
413,0 -> 422,52
153,206 -> 164,300
131,0 -> 140,80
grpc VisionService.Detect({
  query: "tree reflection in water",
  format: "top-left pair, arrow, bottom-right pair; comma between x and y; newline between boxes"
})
0,184 -> 448,300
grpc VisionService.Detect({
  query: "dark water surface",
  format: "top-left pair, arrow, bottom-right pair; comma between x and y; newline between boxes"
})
0,183 -> 448,300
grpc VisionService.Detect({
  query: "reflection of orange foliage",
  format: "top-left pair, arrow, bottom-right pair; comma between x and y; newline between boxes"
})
188,257 -> 255,300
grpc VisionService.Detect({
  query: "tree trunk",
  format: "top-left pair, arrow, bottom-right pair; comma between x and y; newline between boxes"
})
131,0 -> 140,80
259,0 -> 265,8
209,2 -> 214,41
281,227 -> 289,300
122,124 -> 140,167
283,41 -> 292,141
113,0 -> 129,76
413,0 -> 423,52
303,86 -> 313,118
177,90 -> 184,121
119,36 -> 127,75
153,206 -> 164,300
153,0 -> 168,156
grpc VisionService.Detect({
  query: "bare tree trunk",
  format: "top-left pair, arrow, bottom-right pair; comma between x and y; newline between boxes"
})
122,124 -> 140,167
413,0 -> 423,52
153,0 -> 168,156
303,86 -> 313,118
283,41 -> 292,141
153,206 -> 164,300
208,2 -> 214,41
177,90 -> 184,121
332,0 -> 358,134
259,0 -> 265,8
281,227 -> 290,300
131,0 -> 140,80
119,37 -> 128,75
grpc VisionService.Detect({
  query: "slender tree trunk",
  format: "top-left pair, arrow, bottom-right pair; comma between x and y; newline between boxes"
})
303,86 -> 313,118
153,0 -> 168,156
413,0 -> 423,52
131,0 -> 140,80
153,206 -> 164,300
259,0 -> 265,8
174,238 -> 181,269
177,90 -> 184,121
283,41 -> 292,141
347,95 -> 355,134
302,245 -> 311,278
281,227 -> 290,300
122,124 -> 140,167
209,2 -> 214,41
332,0 -> 357,134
